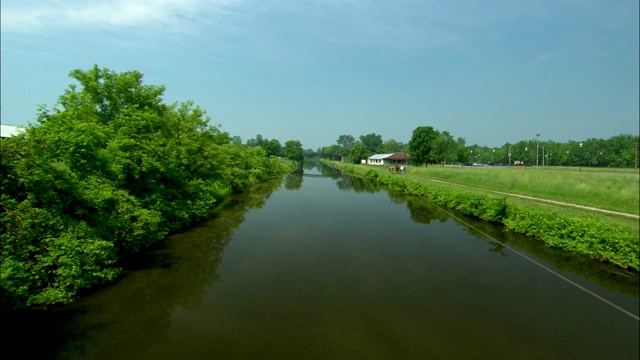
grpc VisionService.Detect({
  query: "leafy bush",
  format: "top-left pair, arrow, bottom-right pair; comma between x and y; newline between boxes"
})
503,208 -> 639,270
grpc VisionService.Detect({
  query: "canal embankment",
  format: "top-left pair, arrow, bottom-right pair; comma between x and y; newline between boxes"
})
324,160 -> 640,272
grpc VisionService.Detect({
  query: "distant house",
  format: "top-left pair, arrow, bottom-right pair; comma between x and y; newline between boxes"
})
0,125 -> 25,138
365,152 -> 412,166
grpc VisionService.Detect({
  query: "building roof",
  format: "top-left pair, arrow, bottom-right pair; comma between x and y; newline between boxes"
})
385,152 -> 412,160
368,153 -> 396,160
368,152 -> 411,160
0,125 -> 25,138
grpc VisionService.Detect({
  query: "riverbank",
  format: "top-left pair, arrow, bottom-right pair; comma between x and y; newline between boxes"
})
323,160 -> 639,271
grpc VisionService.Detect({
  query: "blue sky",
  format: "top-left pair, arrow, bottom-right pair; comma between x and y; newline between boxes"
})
2,0 -> 638,150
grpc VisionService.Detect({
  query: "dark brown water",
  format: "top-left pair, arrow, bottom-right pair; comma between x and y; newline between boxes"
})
4,164 -> 639,359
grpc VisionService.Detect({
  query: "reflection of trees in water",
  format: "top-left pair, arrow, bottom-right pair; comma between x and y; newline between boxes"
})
452,212 -> 639,296
380,184 -> 638,296
319,165 -> 343,178
336,176 -> 378,193
303,158 -> 321,170
284,170 -> 303,190
403,195 -> 449,225
488,242 -> 507,256
52,179 -> 284,359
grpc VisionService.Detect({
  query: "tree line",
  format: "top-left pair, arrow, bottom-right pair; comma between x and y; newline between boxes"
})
244,134 -> 304,163
315,127 -> 639,168
0,66 -> 297,310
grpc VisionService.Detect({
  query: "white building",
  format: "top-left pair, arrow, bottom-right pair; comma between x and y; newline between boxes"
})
364,152 -> 412,166
1,125 -> 25,138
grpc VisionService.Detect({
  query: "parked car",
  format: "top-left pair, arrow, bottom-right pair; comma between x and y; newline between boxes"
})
472,162 -> 484,166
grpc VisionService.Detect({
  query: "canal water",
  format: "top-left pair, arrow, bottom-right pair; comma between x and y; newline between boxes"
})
5,164 -> 639,359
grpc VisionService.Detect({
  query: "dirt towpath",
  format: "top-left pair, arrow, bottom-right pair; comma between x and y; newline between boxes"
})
421,178 -> 639,219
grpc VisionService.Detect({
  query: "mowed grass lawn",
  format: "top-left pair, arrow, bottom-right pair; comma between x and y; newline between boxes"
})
406,165 -> 639,215
346,163 -> 639,235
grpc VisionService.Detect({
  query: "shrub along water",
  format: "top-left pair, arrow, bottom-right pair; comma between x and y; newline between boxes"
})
333,162 -> 639,272
0,66 -> 296,310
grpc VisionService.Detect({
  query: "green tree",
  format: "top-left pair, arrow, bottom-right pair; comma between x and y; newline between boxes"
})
350,142 -> 371,164
321,145 -> 345,160
263,139 -> 283,157
359,133 -> 383,153
431,131 -> 456,165
284,140 -> 304,162
455,137 -> 469,165
246,134 -> 265,147
382,139 -> 405,153
337,134 -> 356,153
408,126 -> 440,166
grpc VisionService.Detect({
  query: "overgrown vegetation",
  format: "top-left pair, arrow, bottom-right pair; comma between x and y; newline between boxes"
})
1,66 -> 296,310
331,161 -> 639,271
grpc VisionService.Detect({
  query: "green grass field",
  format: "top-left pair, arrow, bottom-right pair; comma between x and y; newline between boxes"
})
340,162 -> 640,236
406,165 -> 639,214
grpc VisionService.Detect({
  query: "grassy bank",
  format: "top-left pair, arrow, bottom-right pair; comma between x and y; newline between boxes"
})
324,160 -> 639,271
402,165 -> 638,214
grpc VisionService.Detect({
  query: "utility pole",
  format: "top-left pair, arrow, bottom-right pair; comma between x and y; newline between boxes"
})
536,133 -> 540,166
636,140 -> 640,169
579,142 -> 583,173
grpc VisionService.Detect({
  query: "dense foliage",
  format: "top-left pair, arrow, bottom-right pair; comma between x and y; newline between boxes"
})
245,134 -> 283,157
349,143 -> 370,164
408,126 -> 441,165
1,66 -> 295,310
359,133 -> 383,153
283,140 -> 304,162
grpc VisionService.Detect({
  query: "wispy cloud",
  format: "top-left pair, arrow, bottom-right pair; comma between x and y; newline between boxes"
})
1,0 -> 240,34
530,50 -> 563,66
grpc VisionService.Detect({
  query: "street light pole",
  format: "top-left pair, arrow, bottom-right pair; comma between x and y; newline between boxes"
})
579,142 -> 583,173
536,133 -> 540,166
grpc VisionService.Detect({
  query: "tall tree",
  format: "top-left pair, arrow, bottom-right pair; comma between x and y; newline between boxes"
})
284,140 -> 304,162
431,131 -> 456,164
337,134 -> 356,152
408,126 -> 440,165
350,142 -> 370,164
359,133 -> 383,153
246,134 -> 265,147
382,139 -> 405,153
262,139 -> 283,157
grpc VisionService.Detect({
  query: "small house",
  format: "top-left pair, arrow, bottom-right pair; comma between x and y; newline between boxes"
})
366,152 -> 412,166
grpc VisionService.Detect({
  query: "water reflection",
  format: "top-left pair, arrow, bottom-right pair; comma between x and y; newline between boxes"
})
340,162 -> 639,298
284,170 -> 303,190
4,163 -> 637,359
52,179 -> 285,359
